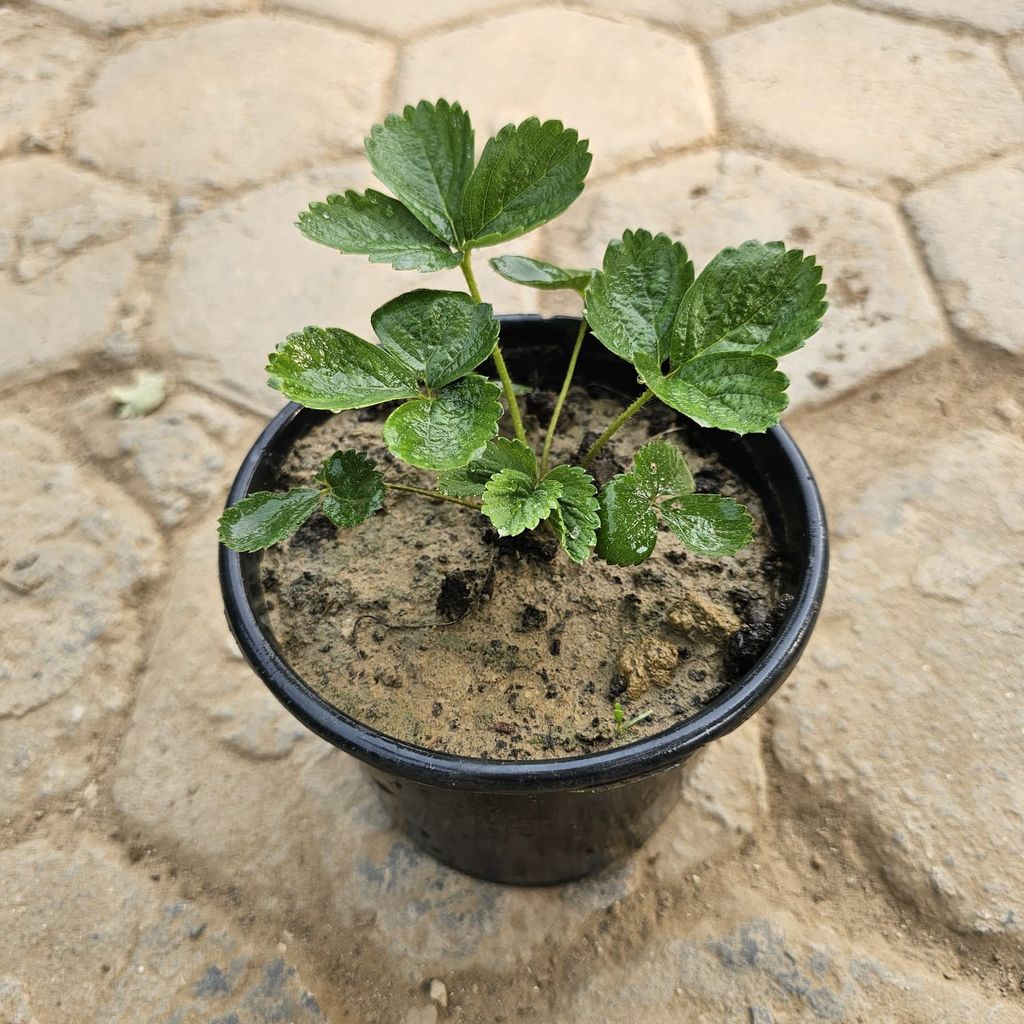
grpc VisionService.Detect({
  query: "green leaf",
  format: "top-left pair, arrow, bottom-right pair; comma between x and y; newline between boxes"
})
594,440 -> 695,565
660,493 -> 753,557
437,437 -> 536,497
267,326 -> 421,411
481,469 -> 562,536
585,229 -> 694,364
217,488 -> 321,552
670,240 -> 826,365
595,475 -> 658,566
296,190 -> 462,272
383,375 -> 502,470
489,254 -> 593,292
631,439 -> 694,501
371,289 -> 498,389
364,99 -> 474,247
635,350 -> 789,434
317,450 -> 385,527
546,465 -> 600,563
460,118 -> 591,248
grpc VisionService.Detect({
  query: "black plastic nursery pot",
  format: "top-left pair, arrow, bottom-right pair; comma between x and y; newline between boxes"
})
220,316 -> 829,886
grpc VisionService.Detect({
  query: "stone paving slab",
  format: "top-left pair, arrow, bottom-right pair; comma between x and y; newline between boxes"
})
712,5 -> 1024,188
773,428 -> 1024,936
2,1 -> 1024,1021
73,17 -> 394,191
905,154 -> 1024,354
397,9 -> 715,174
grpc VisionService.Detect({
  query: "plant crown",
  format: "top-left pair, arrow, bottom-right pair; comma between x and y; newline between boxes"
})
219,99 -> 827,568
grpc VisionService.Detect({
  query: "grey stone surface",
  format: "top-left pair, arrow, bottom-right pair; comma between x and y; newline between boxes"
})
773,430 -> 1024,935
272,0 -> 520,36
571,0 -> 803,38
0,419 -> 163,819
566,914 -> 1021,1022
37,0 -> 249,32
905,154 -> 1024,354
76,387 -> 254,526
1,157 -> 165,385
712,6 -> 1024,187
0,838 -> 327,1024
73,17 -> 393,190
0,157 -> 167,384
542,150 -> 948,407
857,0 -> 1024,33
0,9 -> 94,157
398,9 -> 714,173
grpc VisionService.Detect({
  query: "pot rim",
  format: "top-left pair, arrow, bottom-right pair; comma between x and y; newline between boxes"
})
220,315 -> 828,793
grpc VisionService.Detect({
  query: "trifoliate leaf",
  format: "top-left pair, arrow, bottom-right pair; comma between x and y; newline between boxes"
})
545,464 -> 600,563
489,254 -> 593,293
218,488 -> 321,552
267,326 -> 420,411
371,289 -> 498,389
660,493 -> 753,557
364,99 -> 474,247
437,437 -> 537,497
631,439 -> 694,501
670,240 -> 826,365
316,450 -> 385,527
382,375 -> 502,470
635,350 -> 789,434
481,469 -> 562,537
460,118 -> 591,248
296,190 -> 462,272
585,229 -> 694,363
595,440 -> 695,565
595,475 -> 658,566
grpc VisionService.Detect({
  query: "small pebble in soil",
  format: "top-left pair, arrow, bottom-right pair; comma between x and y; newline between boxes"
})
549,637 -> 561,656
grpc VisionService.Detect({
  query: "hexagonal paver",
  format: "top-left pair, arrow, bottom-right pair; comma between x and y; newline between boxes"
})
566,915 -> 1020,1022
0,157 -> 167,384
1009,41 -> 1024,86
0,838 -> 326,1022
773,429 -> 1024,935
571,0 -> 797,39
398,9 -> 714,173
152,163 -> 545,412
711,6 -> 1024,187
73,17 -> 393,191
905,154 -> 1024,354
540,150 -> 948,407
35,0 -> 248,33
0,8 -> 94,156
271,0 -> 520,37
0,419 -> 163,820
857,0 -> 1024,34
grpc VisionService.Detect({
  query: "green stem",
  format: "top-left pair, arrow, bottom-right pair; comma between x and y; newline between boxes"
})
385,482 -> 481,510
580,388 -> 655,468
540,317 -> 588,475
460,250 -> 527,445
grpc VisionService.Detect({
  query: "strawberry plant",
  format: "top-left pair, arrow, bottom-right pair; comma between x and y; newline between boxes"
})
218,99 -> 827,567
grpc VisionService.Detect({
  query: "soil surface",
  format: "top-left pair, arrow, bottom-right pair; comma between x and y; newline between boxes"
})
262,386 -> 785,759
